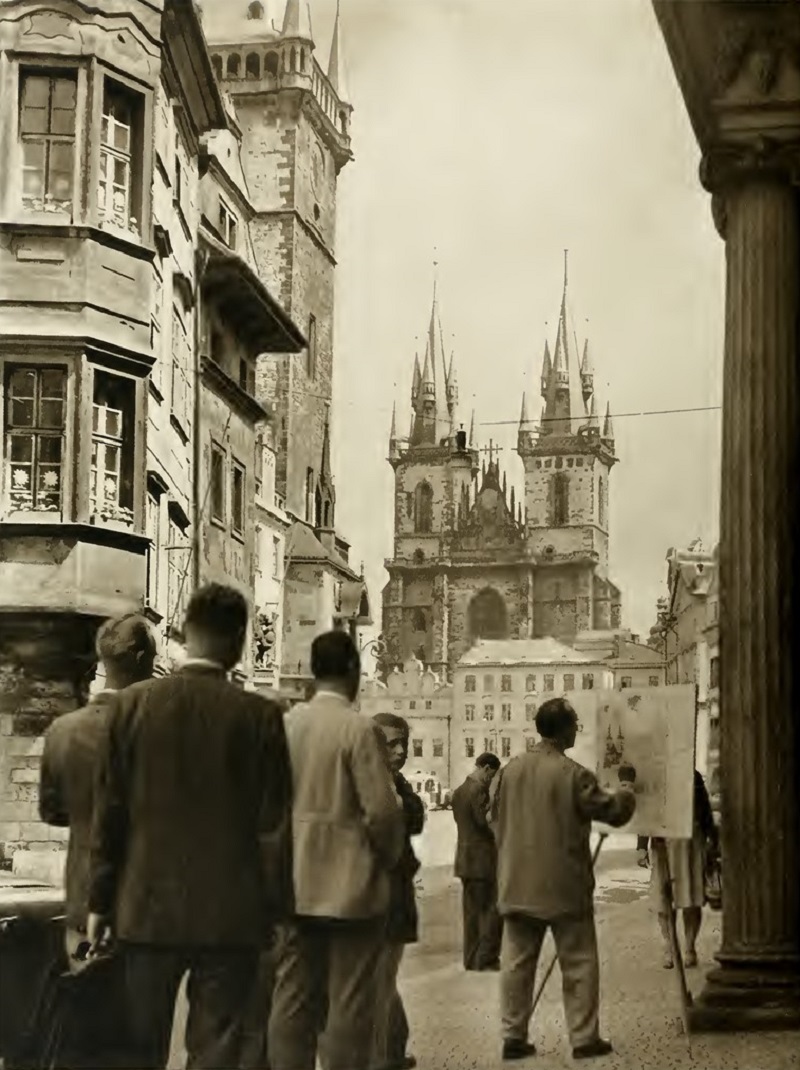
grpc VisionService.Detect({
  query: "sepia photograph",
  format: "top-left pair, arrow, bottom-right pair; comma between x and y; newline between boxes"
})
0,0 -> 798,1068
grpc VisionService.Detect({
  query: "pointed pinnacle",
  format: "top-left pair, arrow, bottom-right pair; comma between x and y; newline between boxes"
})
327,0 -> 349,99
519,391 -> 530,427
389,401 -> 397,440
587,392 -> 599,428
282,0 -> 313,41
603,401 -> 615,439
469,409 -> 476,446
581,338 -> 594,377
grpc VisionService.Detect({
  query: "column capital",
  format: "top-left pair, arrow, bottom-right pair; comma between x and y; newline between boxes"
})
701,137 -> 800,194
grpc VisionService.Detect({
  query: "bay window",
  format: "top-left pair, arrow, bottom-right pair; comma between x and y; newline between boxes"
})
90,372 -> 135,526
19,71 -> 77,218
4,365 -> 67,514
166,506 -> 191,632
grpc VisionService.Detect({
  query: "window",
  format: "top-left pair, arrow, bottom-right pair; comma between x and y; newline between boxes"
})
414,481 -> 433,533
210,443 -> 225,523
19,71 -> 77,217
425,700 -> 432,710
526,737 -> 537,752
582,674 -> 595,690
305,467 -> 314,523
621,676 -> 632,690
4,365 -> 66,514
649,675 -> 661,688
232,462 -> 245,535
412,609 -> 426,632
544,674 -> 555,692
484,704 -> 495,722
526,674 -> 536,693
219,199 -> 237,248
238,358 -> 255,396
525,702 -> 537,722
146,491 -> 161,606
150,266 -> 164,393
412,738 -> 423,758
501,674 -> 512,692
98,81 -> 142,235
166,513 -> 190,630
171,307 -> 192,435
502,703 -> 512,722
465,704 -> 475,722
306,315 -> 317,379
174,137 -> 182,204
465,737 -> 475,759
90,372 -> 135,525
245,52 -> 260,79
433,739 -> 444,758
563,673 -> 575,691
501,737 -> 511,758
553,472 -> 569,525
485,737 -> 496,754
483,674 -> 494,692
248,1 -> 264,17
709,657 -> 719,689
465,675 -> 476,693
272,536 -> 280,579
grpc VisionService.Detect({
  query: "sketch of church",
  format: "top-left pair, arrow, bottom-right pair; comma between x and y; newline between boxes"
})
603,724 -> 626,769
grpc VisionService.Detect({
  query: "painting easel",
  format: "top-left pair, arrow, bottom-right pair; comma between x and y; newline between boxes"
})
652,837 -> 693,1052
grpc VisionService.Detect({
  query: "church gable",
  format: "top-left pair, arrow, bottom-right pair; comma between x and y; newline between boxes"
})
450,455 -> 525,554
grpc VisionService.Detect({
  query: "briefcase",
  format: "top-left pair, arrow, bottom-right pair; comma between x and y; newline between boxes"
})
16,949 -> 134,1069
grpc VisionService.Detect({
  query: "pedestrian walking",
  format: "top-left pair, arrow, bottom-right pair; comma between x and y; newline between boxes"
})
267,631 -> 405,1070
371,713 -> 425,1070
490,698 -> 637,1061
451,753 -> 503,971
40,614 -> 156,963
640,769 -> 719,969
87,584 -> 293,1070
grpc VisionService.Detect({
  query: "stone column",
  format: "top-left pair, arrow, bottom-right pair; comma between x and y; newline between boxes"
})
0,614 -> 97,867
693,144 -> 800,1028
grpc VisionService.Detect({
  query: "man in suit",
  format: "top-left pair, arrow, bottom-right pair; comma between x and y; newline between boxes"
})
451,752 -> 503,971
372,713 -> 425,1070
87,583 -> 293,1070
267,631 -> 405,1070
490,697 -> 636,1062
39,613 -> 156,962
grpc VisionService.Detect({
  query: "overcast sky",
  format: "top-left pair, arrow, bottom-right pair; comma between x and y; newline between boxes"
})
309,0 -> 723,640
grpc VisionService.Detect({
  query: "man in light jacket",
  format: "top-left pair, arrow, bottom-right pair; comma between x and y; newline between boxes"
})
268,631 -> 405,1070
490,697 -> 637,1062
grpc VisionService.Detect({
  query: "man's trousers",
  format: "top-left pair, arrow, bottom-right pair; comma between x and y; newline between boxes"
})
370,942 -> 409,1070
267,916 -> 386,1070
121,943 -> 260,1070
500,912 -> 600,1049
460,878 -> 502,970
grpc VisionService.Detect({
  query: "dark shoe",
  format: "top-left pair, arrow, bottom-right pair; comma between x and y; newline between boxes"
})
502,1039 -> 537,1060
573,1039 -> 613,1059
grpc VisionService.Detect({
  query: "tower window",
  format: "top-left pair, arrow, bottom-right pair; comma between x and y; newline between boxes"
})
265,52 -> 280,77
245,53 -> 260,79
306,315 -> 317,379
211,55 -> 223,80
552,472 -> 569,526
412,609 -> 426,632
468,588 -> 509,641
227,54 -> 241,78
414,481 -> 433,533
248,2 -> 264,19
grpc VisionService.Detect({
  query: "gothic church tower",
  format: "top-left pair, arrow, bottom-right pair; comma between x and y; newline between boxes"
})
202,0 -> 352,528
517,255 -> 621,638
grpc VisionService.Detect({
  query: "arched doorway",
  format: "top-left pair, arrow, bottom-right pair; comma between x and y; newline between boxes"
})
468,588 -> 509,641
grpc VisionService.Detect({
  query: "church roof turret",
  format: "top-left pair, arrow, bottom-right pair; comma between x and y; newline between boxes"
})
603,401 -> 615,441
389,401 -> 401,461
420,345 -> 435,399
327,0 -> 349,100
537,252 -> 589,438
469,409 -> 477,448
586,392 -> 600,432
282,0 -> 313,41
540,340 -> 552,397
410,352 -> 421,411
580,338 -> 594,402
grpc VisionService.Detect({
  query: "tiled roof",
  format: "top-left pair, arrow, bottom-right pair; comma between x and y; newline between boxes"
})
457,638 -> 599,668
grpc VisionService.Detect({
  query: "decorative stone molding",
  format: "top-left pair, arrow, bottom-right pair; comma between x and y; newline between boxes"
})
701,136 -> 800,194
712,11 -> 800,96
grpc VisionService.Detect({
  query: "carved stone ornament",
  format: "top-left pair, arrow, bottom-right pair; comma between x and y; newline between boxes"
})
713,11 -> 800,96
700,137 -> 800,196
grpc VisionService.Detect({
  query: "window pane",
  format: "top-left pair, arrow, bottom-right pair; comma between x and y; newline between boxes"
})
38,435 -> 62,465
21,75 -> 50,109
47,142 -> 74,200
9,397 -> 35,427
51,76 -> 76,111
40,369 -> 66,400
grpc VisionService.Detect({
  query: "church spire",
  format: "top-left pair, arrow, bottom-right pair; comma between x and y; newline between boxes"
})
389,401 -> 400,462
411,352 -> 422,412
282,0 -> 313,41
468,409 -> 477,448
586,392 -> 600,431
540,340 -> 552,397
327,0 -> 349,100
603,401 -> 615,441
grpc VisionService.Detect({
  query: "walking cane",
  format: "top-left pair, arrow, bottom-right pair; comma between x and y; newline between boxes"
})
529,832 -> 608,1015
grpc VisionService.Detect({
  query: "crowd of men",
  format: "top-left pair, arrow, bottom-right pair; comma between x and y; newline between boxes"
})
37,582 -> 640,1068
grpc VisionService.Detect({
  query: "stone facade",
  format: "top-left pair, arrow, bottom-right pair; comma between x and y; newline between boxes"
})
359,658 -> 452,806
382,262 -> 622,679
0,0 -> 307,864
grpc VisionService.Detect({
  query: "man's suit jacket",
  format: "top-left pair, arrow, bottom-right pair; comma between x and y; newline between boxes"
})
284,690 -> 404,920
88,664 -> 292,947
39,694 -> 116,930
451,774 -> 496,882
491,740 -> 636,920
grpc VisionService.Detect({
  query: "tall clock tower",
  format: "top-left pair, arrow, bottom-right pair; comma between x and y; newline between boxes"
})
202,0 -> 353,523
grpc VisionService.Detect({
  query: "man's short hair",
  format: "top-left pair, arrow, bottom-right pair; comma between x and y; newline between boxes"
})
96,614 -> 156,668
310,630 -> 360,681
475,752 -> 501,771
184,584 -> 249,638
535,697 -> 577,739
373,712 -> 410,738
